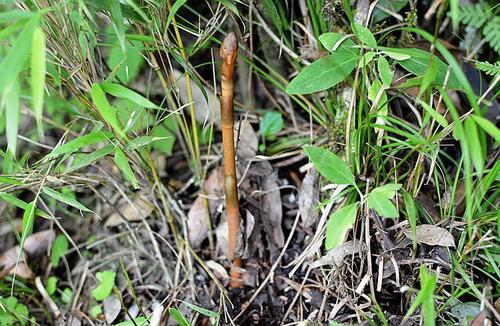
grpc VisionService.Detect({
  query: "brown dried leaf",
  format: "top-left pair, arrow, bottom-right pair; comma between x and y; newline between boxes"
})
205,260 -> 229,285
262,172 -> 284,250
403,224 -> 455,247
105,192 -> 154,227
299,168 -> 319,228
310,240 -> 363,269
0,230 -> 55,279
188,166 -> 225,248
236,119 -> 258,160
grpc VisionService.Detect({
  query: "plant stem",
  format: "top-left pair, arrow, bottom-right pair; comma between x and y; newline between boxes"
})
220,32 -> 242,288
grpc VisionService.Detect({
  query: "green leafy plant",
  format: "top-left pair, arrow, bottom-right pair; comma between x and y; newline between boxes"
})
91,271 -> 116,301
304,146 -> 402,249
0,296 -> 29,325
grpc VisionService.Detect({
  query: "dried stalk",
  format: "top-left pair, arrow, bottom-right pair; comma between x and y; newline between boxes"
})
220,32 -> 242,288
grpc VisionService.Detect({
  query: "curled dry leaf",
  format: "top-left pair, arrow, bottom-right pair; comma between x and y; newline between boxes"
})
299,168 -> 319,228
262,172 -> 285,250
105,192 -> 154,227
310,240 -> 364,269
403,224 -> 455,247
236,119 -> 258,160
187,166 -> 225,248
0,230 -> 55,279
205,260 -> 230,285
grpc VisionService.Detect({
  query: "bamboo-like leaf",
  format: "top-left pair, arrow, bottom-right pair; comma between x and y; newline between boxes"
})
46,132 -> 113,159
4,78 -> 20,156
114,147 -> 139,189
108,0 -> 126,58
91,84 -> 123,136
31,27 -> 46,139
101,83 -> 157,108
166,0 -> 188,30
0,16 -> 38,93
471,115 -> 500,142
42,187 -> 92,212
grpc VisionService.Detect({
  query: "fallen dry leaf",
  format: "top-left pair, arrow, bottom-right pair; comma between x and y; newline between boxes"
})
0,230 -> 55,279
236,119 -> 258,160
103,295 -> 121,324
403,224 -> 455,247
262,172 -> 285,250
299,168 -> 319,228
205,260 -> 230,284
187,166 -> 225,248
310,240 -> 363,269
105,192 -> 154,227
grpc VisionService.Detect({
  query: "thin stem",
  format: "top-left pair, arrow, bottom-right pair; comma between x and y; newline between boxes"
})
220,32 -> 242,288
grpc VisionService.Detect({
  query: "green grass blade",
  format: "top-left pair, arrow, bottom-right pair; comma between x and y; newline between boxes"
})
113,147 -> 139,189
4,78 -> 20,156
31,27 -> 46,139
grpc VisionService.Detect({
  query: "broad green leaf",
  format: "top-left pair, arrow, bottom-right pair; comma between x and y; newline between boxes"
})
46,276 -> 57,295
31,27 -> 46,139
166,0 -> 188,30
352,23 -> 377,48
259,111 -> 284,137
168,307 -> 191,326
4,78 -> 20,156
377,56 -> 393,86
91,84 -> 123,136
0,192 -> 49,218
107,39 -> 144,84
101,83 -> 157,108
125,136 -> 171,150
325,203 -> 358,250
373,0 -> 408,22
114,147 -> 139,189
386,47 -> 461,89
47,132 -> 112,159
464,118 -> 484,173
68,145 -> 114,172
471,115 -> 500,142
151,116 -> 177,155
91,271 -> 116,301
367,184 -> 401,218
318,32 -> 345,52
358,51 -> 376,68
286,40 -> 359,94
304,146 -> 355,185
42,187 -> 92,212
368,194 -> 399,218
21,201 -> 36,248
51,234 -> 69,266
0,16 -> 38,93
370,184 -> 402,198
